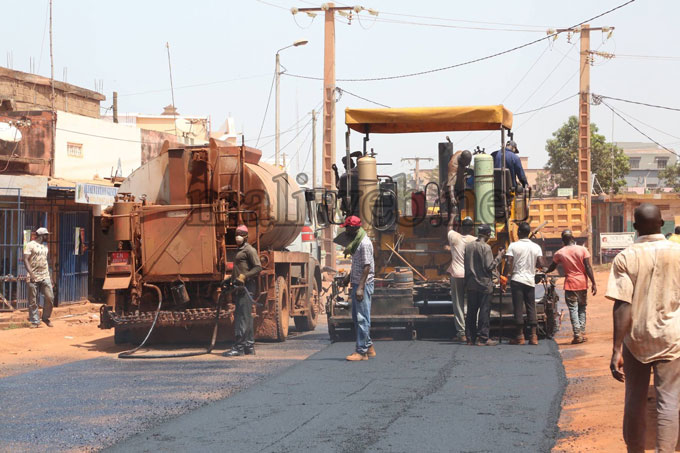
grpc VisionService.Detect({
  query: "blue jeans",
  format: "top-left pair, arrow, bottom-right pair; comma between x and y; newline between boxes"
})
565,290 -> 587,335
351,281 -> 374,354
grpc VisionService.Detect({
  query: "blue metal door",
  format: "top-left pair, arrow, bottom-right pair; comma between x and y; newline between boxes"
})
58,211 -> 89,304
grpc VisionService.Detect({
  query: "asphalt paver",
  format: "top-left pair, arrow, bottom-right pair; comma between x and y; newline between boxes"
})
0,326 -> 329,452
109,339 -> 566,453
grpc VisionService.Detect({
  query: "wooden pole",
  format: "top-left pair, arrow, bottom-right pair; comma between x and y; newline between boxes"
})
113,91 -> 119,123
311,109 -> 317,187
49,0 -> 55,177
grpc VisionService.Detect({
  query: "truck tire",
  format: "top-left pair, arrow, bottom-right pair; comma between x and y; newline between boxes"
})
294,279 -> 319,332
275,276 -> 289,341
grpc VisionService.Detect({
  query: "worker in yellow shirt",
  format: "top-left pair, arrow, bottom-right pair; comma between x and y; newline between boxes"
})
669,226 -> 680,244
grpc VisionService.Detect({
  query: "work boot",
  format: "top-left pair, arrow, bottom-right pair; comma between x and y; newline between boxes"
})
43,319 -> 53,327
509,336 -> 525,345
367,345 -> 376,358
244,345 -> 255,356
529,327 -> 538,345
223,346 -> 244,357
346,352 -> 368,361
29,323 -> 40,329
475,338 -> 499,346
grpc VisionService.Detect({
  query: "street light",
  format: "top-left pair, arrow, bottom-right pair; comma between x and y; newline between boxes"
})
275,39 -> 308,167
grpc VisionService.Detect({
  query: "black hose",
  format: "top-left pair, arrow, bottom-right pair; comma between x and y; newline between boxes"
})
118,283 -> 228,359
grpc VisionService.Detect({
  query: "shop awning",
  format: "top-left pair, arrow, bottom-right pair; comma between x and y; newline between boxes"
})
345,105 -> 513,134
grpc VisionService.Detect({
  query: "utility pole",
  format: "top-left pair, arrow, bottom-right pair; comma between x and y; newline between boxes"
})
282,152 -> 287,169
294,3 -> 355,270
49,0 -> 55,177
556,24 -> 613,253
579,24 -> 592,254
275,51 -> 281,166
401,157 -> 434,191
311,109 -> 317,188
113,91 -> 119,123
165,42 -> 178,137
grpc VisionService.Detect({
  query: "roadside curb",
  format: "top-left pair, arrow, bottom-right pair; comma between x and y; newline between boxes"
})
0,301 -> 100,329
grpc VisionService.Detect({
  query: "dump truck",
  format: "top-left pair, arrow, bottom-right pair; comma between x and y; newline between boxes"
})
320,105 -> 559,340
99,140 -> 322,344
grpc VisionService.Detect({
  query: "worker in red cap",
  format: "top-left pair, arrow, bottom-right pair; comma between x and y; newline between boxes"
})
224,224 -> 262,357
340,215 -> 375,361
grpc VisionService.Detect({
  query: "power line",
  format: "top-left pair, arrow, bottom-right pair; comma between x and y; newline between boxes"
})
255,70 -> 277,147
354,15 -> 548,33
599,100 -> 680,158
594,94 -> 680,112
118,73 -> 270,97
336,87 -> 390,108
376,10 -> 551,29
514,93 -> 578,115
283,0 -> 637,82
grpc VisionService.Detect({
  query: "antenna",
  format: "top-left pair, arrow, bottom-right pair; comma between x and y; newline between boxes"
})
166,42 -> 178,137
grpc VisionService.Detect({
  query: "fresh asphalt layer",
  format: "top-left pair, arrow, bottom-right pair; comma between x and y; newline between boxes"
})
108,339 -> 566,453
0,326 -> 330,452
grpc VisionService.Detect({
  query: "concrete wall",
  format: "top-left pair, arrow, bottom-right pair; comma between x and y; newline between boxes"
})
54,111 -> 141,180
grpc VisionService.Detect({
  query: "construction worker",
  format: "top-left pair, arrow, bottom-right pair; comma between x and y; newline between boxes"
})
223,225 -> 262,358
668,225 -> 680,244
463,224 -> 505,346
607,204 -> 680,452
340,215 -> 375,361
446,216 -> 476,343
491,140 -> 528,189
23,227 -> 54,328
546,230 -> 597,344
503,222 -> 544,345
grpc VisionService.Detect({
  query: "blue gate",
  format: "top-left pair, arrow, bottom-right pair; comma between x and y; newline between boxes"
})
58,211 -> 89,304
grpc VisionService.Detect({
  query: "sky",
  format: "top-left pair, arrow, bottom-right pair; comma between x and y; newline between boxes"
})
2,0 -> 680,183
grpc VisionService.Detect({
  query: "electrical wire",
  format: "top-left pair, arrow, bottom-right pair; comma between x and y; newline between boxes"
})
336,87 -> 390,108
514,94 -> 578,115
594,94 -> 680,112
360,15 -> 549,33
255,0 -> 288,10
377,10 -> 551,29
599,100 -> 680,158
118,73 -> 270,97
255,69 -> 277,147
264,116 -> 313,160
284,124 -> 314,172
283,0 -> 637,82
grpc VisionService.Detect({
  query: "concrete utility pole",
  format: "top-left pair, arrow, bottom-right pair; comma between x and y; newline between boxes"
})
112,91 -> 119,123
311,109 -> 317,187
556,24 -> 613,253
401,157 -> 434,191
49,0 -> 55,177
295,3 -> 355,270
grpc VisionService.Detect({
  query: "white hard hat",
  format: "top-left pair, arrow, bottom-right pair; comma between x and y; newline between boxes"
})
36,227 -> 50,235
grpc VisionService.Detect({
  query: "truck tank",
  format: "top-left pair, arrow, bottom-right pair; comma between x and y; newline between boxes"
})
117,144 -> 303,250
474,153 -> 495,231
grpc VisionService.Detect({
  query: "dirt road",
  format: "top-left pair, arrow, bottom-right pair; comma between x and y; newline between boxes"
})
0,303 -> 124,378
554,269 -> 680,452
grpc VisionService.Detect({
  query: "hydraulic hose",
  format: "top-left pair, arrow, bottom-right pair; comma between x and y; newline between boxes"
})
118,283 -> 230,359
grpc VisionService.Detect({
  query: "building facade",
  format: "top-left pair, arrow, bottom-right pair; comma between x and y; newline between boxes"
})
616,141 -> 678,192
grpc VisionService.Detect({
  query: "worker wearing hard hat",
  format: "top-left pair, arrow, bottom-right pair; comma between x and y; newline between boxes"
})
224,225 -> 262,358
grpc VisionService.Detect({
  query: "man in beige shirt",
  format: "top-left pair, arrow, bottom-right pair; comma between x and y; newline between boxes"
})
606,203 -> 680,453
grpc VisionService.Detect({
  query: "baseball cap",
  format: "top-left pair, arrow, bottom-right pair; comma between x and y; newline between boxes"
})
478,224 -> 492,236
235,224 -> 248,235
340,216 -> 361,228
36,227 -> 50,235
462,216 -> 474,226
506,140 -> 519,153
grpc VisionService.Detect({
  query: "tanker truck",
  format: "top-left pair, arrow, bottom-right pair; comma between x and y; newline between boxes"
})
99,140 -> 322,344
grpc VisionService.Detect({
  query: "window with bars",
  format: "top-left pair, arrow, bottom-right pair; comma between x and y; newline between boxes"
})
629,157 -> 640,169
67,142 -> 83,158
657,158 -> 668,169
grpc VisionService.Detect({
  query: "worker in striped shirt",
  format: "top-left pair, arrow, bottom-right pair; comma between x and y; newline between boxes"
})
606,204 -> 680,453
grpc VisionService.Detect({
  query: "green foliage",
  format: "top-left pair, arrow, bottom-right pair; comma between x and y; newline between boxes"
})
545,116 -> 630,194
659,162 -> 680,192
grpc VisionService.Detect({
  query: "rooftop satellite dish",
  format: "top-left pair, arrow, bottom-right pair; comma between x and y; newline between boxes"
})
0,122 -> 22,143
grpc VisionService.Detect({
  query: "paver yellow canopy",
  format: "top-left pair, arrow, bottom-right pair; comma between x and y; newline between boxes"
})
344,105 -> 513,134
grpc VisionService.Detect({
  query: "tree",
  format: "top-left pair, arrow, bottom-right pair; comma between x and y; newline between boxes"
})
534,170 -> 556,198
545,116 -> 629,194
659,162 -> 680,192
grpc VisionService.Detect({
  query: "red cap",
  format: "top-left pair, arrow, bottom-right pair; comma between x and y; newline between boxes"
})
340,216 -> 361,228
235,224 -> 248,235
